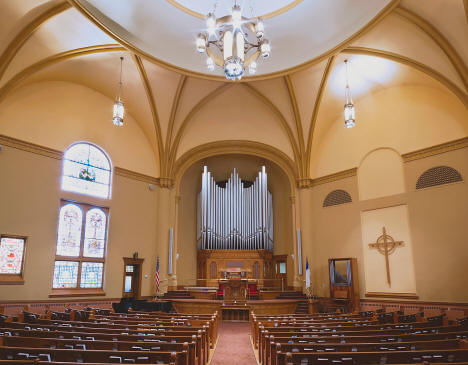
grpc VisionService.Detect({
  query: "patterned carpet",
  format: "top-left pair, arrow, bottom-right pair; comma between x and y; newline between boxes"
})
210,321 -> 257,365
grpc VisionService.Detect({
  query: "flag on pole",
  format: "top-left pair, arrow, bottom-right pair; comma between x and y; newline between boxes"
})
155,256 -> 160,296
305,257 -> 311,289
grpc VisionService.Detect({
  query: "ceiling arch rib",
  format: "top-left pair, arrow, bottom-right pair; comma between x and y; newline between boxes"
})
285,75 -> 306,175
342,47 -> 468,109
0,0 -> 71,82
306,56 -> 335,176
132,54 -> 165,175
394,6 -> 468,92
0,44 -> 124,105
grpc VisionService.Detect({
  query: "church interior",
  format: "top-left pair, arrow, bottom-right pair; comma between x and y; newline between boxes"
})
0,1 -> 467,364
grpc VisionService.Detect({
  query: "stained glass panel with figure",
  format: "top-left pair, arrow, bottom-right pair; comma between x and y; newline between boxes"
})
83,208 -> 106,258
56,204 -> 82,257
0,237 -> 25,274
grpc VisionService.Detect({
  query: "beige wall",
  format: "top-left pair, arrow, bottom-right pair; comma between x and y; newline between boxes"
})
0,144 -> 159,300
300,146 -> 468,303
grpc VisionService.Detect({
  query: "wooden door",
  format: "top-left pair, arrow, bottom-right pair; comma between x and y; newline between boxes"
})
122,257 -> 144,299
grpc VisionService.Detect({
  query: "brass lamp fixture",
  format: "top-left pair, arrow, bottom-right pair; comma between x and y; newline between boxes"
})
112,56 -> 124,126
344,59 -> 356,128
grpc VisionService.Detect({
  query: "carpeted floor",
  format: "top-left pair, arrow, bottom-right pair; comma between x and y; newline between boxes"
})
210,321 -> 257,365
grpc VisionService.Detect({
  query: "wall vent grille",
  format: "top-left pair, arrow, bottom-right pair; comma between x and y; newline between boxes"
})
323,189 -> 352,207
416,166 -> 462,190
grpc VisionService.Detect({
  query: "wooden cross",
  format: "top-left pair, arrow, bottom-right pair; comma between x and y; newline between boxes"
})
368,227 -> 404,286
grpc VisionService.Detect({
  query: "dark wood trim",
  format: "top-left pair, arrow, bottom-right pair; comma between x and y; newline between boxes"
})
365,292 -> 419,300
361,298 -> 468,307
49,288 -> 106,297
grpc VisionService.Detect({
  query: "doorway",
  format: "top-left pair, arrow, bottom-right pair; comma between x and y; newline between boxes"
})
122,257 -> 144,299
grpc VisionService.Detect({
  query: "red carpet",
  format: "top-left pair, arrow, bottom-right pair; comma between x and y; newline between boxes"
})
210,321 -> 257,365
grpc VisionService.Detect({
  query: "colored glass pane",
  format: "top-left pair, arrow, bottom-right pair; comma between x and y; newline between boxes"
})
52,261 -> 78,288
80,262 -> 103,288
56,204 -> 82,257
83,208 -> 106,258
0,237 -> 25,274
62,143 -> 111,199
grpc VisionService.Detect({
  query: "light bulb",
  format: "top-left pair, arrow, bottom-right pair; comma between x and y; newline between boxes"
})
206,57 -> 215,71
249,61 -> 257,74
255,18 -> 264,38
232,5 -> 242,28
260,39 -> 271,58
206,12 -> 217,34
196,33 -> 207,53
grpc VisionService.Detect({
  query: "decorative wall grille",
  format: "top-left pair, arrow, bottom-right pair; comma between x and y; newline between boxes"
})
416,166 -> 462,190
323,189 -> 352,207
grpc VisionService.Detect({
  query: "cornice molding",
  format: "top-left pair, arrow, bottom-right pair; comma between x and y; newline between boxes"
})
0,134 -> 160,185
402,137 -> 468,162
0,134 -> 62,160
67,0 -> 400,82
309,168 -> 358,188
114,167 -> 158,185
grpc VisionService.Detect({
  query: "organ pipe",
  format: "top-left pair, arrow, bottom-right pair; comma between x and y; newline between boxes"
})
198,166 -> 273,250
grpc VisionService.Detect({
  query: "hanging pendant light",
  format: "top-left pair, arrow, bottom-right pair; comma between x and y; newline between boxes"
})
112,56 -> 124,127
344,59 -> 355,128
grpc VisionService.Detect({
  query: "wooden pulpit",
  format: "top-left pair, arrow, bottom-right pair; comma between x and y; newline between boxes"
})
220,278 -> 248,303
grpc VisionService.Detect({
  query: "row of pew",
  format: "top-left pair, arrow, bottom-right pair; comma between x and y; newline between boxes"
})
0,306 -> 218,365
251,310 -> 468,364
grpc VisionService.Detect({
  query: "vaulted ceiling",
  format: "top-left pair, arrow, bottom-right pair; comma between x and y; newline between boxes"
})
0,0 -> 467,181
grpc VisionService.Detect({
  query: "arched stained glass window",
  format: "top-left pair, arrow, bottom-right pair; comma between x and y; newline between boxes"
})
62,143 -> 111,199
84,208 -> 107,258
56,204 -> 82,257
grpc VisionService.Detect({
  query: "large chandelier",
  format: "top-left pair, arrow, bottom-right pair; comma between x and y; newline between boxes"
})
195,3 -> 271,80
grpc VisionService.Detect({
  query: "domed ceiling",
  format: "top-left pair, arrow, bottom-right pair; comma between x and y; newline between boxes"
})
71,0 -> 394,77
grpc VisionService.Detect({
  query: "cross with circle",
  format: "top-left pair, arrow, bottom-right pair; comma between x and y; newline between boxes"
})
368,227 -> 404,286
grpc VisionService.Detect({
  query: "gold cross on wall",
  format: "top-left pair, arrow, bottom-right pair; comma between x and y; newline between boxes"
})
368,227 -> 404,286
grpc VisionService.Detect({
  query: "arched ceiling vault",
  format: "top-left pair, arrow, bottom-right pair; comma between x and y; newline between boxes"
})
0,0 -> 466,182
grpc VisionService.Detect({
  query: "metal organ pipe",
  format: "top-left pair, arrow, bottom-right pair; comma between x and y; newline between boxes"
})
199,166 -> 273,251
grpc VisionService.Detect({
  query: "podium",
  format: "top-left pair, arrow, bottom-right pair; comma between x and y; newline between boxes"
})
220,278 -> 248,303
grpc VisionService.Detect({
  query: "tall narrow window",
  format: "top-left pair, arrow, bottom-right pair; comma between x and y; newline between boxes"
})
62,142 -> 112,199
52,201 -> 108,293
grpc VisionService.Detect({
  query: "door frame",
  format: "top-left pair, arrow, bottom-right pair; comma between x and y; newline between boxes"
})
122,257 -> 144,299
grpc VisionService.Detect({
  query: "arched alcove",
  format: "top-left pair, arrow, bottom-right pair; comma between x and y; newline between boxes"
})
176,154 -> 294,286
358,148 -> 405,200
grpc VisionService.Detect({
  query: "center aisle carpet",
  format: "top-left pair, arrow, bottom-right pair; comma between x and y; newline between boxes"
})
210,321 -> 257,365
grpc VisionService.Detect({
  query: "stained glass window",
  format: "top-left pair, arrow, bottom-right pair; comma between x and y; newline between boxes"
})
56,204 -> 82,257
80,262 -> 104,288
53,261 -> 79,288
0,237 -> 25,274
62,143 -> 111,199
53,201 -> 109,291
83,208 -> 106,258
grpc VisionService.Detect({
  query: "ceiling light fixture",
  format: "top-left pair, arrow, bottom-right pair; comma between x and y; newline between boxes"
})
195,2 -> 271,80
112,56 -> 125,127
344,59 -> 355,128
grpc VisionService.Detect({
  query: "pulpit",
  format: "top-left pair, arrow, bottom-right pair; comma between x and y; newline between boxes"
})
219,278 -> 248,303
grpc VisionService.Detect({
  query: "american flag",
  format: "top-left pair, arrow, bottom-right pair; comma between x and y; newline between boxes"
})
155,256 -> 160,295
